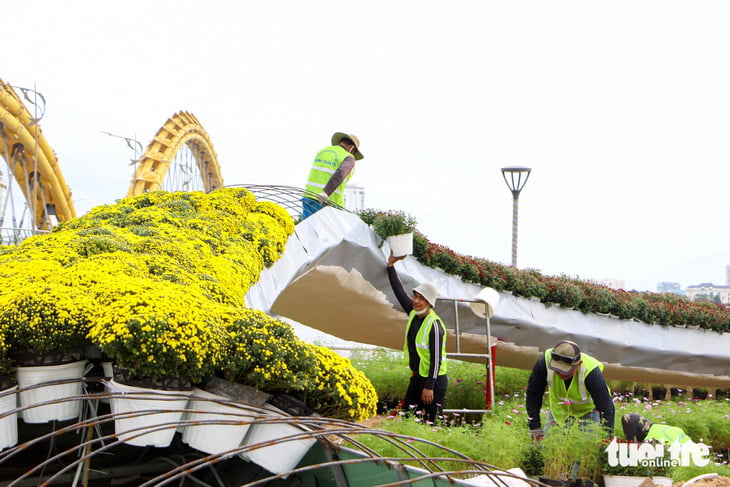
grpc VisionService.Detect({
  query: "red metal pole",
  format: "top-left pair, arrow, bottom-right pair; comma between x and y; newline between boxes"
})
486,344 -> 496,409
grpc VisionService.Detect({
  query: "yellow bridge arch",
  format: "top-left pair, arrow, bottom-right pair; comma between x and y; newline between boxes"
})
127,111 -> 223,197
0,79 -> 76,229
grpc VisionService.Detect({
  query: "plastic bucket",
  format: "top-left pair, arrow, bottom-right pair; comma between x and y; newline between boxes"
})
107,379 -> 190,447
386,233 -> 414,257
16,360 -> 88,423
181,387 -> 257,455
0,386 -> 18,450
240,403 -> 316,475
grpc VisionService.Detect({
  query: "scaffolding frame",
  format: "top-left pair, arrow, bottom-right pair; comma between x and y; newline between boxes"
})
439,297 -> 495,415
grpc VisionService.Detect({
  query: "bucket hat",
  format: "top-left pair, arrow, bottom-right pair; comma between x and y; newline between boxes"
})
412,282 -> 438,307
332,132 -> 363,160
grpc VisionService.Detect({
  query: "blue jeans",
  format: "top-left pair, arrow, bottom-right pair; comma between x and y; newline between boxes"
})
301,197 -> 324,220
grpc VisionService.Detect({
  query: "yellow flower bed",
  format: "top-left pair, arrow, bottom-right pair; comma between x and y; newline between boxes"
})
306,346 -> 378,422
0,188 -> 378,419
222,309 -> 317,393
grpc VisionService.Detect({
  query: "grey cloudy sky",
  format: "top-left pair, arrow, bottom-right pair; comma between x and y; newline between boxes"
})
3,0 -> 729,292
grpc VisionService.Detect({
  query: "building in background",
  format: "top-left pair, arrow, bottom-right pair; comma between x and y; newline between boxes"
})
594,278 -> 626,290
685,283 -> 730,304
344,184 -> 365,213
657,281 -> 683,295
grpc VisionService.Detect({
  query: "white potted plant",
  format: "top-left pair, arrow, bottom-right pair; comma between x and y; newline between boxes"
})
370,210 -> 417,257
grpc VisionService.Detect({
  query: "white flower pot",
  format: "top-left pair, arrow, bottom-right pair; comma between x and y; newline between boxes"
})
0,385 -> 18,450
386,232 -> 414,257
240,403 -> 316,475
16,360 -> 89,424
181,387 -> 258,455
602,476 -> 650,487
107,379 -> 190,448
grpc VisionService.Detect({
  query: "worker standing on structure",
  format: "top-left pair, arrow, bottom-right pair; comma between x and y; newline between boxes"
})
302,132 -> 363,220
387,252 -> 448,423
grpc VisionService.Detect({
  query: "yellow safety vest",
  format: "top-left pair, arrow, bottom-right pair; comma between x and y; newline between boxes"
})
304,145 -> 354,207
647,424 -> 691,444
403,309 -> 448,377
545,349 -> 606,423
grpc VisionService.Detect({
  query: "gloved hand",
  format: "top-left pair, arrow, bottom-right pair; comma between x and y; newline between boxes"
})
317,191 -> 329,203
530,428 -> 544,441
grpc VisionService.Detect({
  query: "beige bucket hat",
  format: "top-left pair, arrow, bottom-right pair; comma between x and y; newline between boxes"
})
332,132 -> 364,160
412,282 -> 438,307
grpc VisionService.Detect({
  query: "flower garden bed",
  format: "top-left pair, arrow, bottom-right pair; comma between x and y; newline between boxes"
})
0,189 -> 377,422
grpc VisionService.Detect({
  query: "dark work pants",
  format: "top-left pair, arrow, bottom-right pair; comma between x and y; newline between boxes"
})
403,374 -> 448,423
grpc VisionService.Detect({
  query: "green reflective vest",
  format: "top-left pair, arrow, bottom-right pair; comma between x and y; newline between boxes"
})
403,309 -> 448,378
545,349 -> 606,423
305,145 -> 354,207
647,424 -> 691,445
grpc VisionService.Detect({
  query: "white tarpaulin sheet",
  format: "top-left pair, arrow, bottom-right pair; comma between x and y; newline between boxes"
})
245,207 -> 730,388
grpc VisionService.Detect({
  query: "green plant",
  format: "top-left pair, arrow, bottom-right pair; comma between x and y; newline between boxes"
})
544,276 -> 584,309
353,343 -> 730,479
370,210 -> 417,240
355,208 -> 380,226
401,220 -> 730,332
539,421 -> 605,481
494,366 -> 530,397
349,348 -> 411,412
447,362 -> 494,410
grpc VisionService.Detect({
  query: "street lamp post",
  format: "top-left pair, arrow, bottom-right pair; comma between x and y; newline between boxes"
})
501,166 -> 532,267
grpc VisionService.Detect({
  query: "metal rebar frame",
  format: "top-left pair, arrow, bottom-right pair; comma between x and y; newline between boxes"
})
0,374 -> 545,487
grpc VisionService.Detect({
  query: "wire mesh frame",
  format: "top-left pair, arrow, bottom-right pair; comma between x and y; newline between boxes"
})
224,184 -> 346,222
439,297 -> 495,415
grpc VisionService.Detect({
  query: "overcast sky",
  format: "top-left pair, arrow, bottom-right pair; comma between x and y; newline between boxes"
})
3,1 -> 729,292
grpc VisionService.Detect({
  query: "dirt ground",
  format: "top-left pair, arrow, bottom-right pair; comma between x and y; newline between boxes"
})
677,477 -> 730,487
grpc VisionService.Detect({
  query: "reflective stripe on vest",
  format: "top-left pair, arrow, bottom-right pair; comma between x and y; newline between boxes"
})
647,424 -> 691,445
304,145 -> 353,207
403,309 -> 448,378
545,349 -> 604,422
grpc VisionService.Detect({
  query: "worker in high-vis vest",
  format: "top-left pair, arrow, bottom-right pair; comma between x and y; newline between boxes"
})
302,132 -> 364,220
622,413 -> 694,445
525,340 -> 615,440
387,252 -> 448,423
